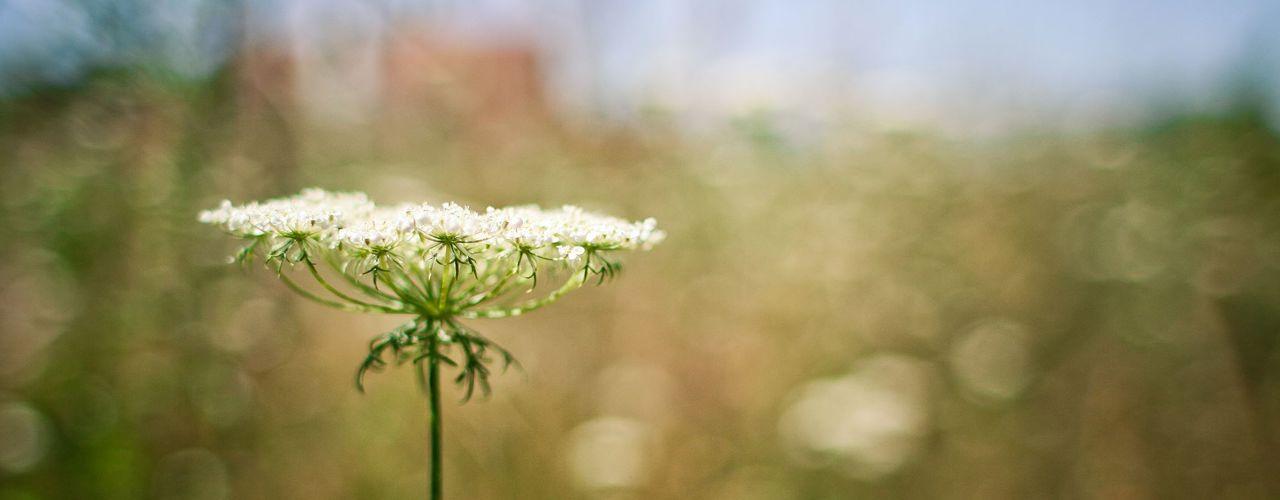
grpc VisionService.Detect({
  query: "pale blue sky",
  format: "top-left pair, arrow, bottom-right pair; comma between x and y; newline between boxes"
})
2,0 -> 1276,130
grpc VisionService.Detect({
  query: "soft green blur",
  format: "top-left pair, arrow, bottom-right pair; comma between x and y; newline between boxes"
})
2,69 -> 1280,500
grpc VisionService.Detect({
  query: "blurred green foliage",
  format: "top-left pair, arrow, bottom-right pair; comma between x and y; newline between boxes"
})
1,68 -> 1279,500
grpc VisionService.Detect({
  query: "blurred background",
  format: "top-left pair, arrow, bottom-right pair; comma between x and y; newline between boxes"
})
3,1 -> 1280,498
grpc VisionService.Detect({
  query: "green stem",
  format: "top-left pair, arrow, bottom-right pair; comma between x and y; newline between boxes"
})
303,258 -> 403,312
323,253 -> 402,303
439,245 -> 455,313
277,269 -> 375,313
428,334 -> 444,500
461,272 -> 585,319
462,265 -> 524,308
384,274 -> 439,316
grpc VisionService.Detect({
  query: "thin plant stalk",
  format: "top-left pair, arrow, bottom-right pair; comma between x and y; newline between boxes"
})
427,334 -> 444,500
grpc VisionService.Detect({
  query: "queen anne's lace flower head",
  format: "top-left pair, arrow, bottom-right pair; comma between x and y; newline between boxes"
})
201,189 -> 663,263
201,188 -> 664,499
200,188 -> 664,398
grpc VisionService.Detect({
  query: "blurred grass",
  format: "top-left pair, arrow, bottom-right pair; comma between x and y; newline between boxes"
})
1,69 -> 1279,500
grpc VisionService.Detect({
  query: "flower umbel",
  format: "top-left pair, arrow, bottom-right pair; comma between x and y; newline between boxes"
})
200,188 -> 664,393
201,188 -> 664,499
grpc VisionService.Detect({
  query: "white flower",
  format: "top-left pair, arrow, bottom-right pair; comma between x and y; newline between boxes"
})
198,188 -> 375,239
200,188 -> 663,310
200,189 -> 664,257
558,245 -> 586,263
338,221 -> 401,250
201,188 -> 665,415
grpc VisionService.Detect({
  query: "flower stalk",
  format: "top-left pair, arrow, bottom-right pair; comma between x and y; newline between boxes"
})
427,332 -> 443,500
